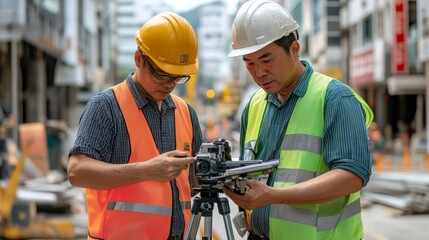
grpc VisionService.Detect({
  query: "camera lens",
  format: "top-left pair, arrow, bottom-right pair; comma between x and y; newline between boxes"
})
197,160 -> 211,174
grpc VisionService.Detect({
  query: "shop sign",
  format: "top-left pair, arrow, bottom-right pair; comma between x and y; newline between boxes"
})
392,0 -> 408,74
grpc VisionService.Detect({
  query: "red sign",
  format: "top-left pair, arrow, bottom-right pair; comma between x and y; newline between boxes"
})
392,0 -> 408,74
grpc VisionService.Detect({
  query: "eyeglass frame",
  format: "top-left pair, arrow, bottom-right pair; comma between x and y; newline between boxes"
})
140,52 -> 191,85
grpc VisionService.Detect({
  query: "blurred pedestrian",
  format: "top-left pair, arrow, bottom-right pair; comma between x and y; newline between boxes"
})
204,119 -> 220,142
368,122 -> 384,153
67,12 -> 202,240
223,1 -> 374,239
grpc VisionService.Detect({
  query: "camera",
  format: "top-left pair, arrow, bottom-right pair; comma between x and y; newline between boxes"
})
194,139 -> 232,180
193,139 -> 279,194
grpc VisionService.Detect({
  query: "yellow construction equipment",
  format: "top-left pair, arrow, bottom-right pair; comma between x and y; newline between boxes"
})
0,118 -> 75,239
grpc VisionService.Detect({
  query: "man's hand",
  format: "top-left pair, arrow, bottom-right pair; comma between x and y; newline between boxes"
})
142,150 -> 194,182
68,151 -> 195,189
223,179 -> 273,210
224,169 -> 364,208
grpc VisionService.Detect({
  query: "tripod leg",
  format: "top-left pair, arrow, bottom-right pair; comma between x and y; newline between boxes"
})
185,197 -> 203,240
218,197 -> 235,240
185,212 -> 202,240
203,215 -> 213,239
222,214 -> 235,240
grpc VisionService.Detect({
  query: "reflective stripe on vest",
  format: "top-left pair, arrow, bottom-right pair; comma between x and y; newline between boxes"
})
106,200 -> 191,215
86,81 -> 193,240
245,72 -> 372,239
282,134 -> 322,154
271,198 -> 361,231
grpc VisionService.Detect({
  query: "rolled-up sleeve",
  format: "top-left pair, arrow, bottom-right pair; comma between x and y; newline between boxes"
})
69,91 -> 116,162
323,81 -> 372,186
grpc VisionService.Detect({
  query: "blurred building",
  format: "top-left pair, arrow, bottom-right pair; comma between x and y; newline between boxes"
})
193,1 -> 230,89
339,0 -> 426,151
0,0 -> 115,142
114,0 -> 171,81
278,0 -> 427,151
418,0 -> 429,152
180,1 -> 243,119
288,0 -> 342,80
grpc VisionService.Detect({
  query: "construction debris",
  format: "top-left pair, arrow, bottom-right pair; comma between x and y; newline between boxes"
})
1,120 -> 87,239
362,171 -> 429,214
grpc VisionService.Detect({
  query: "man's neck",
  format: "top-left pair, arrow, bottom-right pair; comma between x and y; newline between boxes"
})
133,74 -> 163,111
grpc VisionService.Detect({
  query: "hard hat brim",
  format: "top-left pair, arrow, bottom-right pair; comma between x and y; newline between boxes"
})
151,57 -> 199,75
228,40 -> 273,58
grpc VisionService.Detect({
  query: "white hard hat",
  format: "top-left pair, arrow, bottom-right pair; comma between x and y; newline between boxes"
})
228,0 -> 299,57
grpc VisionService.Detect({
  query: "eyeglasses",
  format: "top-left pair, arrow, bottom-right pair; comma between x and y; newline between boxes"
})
142,53 -> 190,85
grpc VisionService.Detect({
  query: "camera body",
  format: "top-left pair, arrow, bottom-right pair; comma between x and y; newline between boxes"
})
194,138 -> 279,194
194,139 -> 231,181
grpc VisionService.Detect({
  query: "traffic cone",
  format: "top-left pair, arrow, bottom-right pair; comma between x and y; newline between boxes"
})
403,146 -> 410,171
374,154 -> 383,173
386,156 -> 393,171
425,154 -> 429,173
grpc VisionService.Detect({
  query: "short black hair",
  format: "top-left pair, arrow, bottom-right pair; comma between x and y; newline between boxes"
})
273,31 -> 299,55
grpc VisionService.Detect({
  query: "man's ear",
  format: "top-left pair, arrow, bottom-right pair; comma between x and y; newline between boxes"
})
134,50 -> 142,68
290,41 -> 300,60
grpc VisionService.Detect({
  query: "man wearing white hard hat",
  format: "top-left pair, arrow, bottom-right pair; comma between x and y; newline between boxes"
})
224,1 -> 374,239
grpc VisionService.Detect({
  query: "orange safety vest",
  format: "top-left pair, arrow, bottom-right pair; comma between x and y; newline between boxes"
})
86,81 -> 193,239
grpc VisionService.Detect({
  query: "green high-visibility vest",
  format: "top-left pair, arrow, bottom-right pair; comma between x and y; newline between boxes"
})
245,71 -> 373,240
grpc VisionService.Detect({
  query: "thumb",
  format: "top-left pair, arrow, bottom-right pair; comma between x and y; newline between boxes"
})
246,179 -> 258,187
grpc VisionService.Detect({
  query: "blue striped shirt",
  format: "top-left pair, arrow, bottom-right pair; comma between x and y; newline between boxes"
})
69,73 -> 203,237
239,61 -> 372,237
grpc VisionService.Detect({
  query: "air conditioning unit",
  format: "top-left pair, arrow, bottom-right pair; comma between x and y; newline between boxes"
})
387,75 -> 426,95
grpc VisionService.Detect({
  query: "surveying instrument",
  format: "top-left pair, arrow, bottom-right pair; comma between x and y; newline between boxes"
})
184,139 -> 279,240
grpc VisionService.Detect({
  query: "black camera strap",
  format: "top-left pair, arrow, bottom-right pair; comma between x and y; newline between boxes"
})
251,120 -> 288,187
264,102 -> 295,187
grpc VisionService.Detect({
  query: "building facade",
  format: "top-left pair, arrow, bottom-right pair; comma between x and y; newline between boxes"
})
114,0 -> 171,81
340,0 -> 425,152
0,0 -> 114,143
281,0 -> 426,153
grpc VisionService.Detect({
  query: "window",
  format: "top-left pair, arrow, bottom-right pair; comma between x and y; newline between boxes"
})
313,0 -> 322,34
363,15 -> 373,45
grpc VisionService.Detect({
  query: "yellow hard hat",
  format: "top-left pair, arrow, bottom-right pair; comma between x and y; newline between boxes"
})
135,12 -> 199,75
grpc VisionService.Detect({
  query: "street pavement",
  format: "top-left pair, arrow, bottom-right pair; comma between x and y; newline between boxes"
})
362,203 -> 428,240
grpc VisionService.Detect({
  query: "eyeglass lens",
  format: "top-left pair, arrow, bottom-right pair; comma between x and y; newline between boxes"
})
144,55 -> 190,84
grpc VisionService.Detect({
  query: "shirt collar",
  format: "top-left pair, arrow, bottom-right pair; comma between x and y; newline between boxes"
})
293,60 -> 313,97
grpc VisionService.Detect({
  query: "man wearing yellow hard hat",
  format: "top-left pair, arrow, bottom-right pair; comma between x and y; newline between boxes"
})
68,12 -> 203,240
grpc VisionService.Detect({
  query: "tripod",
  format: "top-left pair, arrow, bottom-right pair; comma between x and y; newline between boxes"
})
185,187 -> 235,240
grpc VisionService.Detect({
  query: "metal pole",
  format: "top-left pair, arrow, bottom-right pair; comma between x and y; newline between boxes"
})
11,40 -> 18,144
426,62 -> 429,154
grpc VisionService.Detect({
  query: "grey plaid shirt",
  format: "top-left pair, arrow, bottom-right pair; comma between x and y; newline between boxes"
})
69,73 -> 203,237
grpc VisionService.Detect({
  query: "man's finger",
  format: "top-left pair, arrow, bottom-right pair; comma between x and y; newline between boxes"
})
176,157 -> 195,165
166,150 -> 187,157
